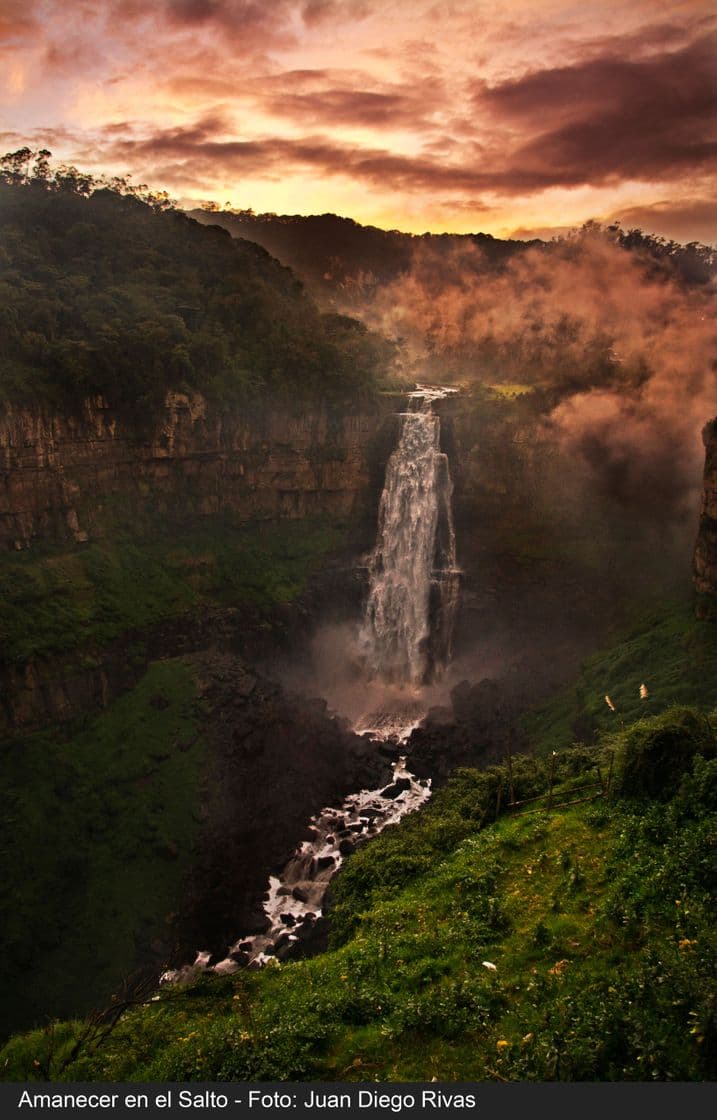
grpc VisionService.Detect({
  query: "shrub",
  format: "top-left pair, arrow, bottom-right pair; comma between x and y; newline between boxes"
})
620,707 -> 715,800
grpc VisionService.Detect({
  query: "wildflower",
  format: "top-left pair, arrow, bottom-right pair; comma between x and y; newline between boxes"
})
548,959 -> 570,976
639,683 -> 649,700
521,1033 -> 534,1046
679,939 -> 697,950
605,695 -> 616,712
496,1040 -> 509,1050
482,961 -> 497,971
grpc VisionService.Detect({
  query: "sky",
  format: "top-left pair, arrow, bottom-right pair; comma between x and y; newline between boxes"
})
1,0 -> 716,241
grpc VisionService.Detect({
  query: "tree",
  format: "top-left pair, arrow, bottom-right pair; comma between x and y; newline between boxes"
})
0,147 -> 33,184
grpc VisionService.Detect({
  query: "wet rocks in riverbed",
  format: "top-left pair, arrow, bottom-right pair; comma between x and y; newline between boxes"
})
380,777 -> 412,799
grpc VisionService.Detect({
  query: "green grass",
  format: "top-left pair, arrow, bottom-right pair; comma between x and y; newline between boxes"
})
524,597 -> 717,754
0,516 -> 347,666
484,384 -> 534,398
0,658 -> 205,1039
3,712 -> 714,1082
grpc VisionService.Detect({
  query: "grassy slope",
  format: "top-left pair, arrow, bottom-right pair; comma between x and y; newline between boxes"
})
524,596 -> 717,753
2,712 -> 714,1082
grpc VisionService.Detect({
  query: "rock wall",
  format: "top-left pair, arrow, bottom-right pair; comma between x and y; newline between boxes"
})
694,418 -> 717,617
0,391 -> 396,551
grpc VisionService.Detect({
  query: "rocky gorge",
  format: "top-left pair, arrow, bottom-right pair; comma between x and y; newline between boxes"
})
1,377 -> 714,1040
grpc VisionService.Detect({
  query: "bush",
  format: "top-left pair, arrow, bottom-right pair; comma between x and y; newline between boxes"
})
620,707 -> 715,800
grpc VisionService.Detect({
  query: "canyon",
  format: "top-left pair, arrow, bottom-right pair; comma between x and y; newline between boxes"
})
1,380 -> 714,1039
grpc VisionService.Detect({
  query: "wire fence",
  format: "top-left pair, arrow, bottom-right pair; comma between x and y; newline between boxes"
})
495,747 -> 615,820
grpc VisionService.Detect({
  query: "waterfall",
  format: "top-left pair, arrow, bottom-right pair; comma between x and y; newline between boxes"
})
359,385 -> 459,688
162,384 -> 458,983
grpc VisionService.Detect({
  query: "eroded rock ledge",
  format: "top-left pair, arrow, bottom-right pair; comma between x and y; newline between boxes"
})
0,391 -> 396,551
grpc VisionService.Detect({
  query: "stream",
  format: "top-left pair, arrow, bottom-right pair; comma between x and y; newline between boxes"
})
162,385 -> 457,985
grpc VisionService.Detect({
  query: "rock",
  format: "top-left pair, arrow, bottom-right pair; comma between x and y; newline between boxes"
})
242,909 -> 270,935
380,777 -> 411,799
291,885 -> 310,903
338,839 -> 355,856
315,855 -> 335,871
280,913 -> 296,926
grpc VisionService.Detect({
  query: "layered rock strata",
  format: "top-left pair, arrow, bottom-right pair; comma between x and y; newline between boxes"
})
0,391 -> 395,551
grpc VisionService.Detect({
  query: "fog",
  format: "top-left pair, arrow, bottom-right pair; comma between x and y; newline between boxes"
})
364,230 -> 716,522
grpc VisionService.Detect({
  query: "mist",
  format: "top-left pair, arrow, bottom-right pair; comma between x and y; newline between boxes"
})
360,230 -> 716,525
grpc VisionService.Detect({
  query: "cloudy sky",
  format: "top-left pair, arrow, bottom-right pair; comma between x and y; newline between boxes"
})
1,0 -> 715,240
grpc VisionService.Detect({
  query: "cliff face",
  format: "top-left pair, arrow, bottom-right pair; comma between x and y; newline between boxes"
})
0,391 -> 394,551
694,418 -> 717,617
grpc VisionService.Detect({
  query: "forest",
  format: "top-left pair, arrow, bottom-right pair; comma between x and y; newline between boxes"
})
0,151 -> 394,414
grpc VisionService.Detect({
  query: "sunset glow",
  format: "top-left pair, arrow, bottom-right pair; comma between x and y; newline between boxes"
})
1,0 -> 715,240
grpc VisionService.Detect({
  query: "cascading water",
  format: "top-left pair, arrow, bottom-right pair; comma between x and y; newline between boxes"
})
359,385 -> 459,688
162,385 -> 458,984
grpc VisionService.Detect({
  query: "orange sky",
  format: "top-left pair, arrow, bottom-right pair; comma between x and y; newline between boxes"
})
1,0 -> 715,241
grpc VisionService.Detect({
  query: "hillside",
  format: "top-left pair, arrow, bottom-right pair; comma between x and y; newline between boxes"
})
1,160 -> 715,1085
188,210 -> 534,302
0,179 -> 394,414
2,705 -> 715,1081
188,209 -> 716,308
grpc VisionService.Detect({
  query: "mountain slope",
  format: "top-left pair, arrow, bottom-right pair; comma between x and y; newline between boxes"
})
2,707 -> 714,1082
0,182 -> 393,413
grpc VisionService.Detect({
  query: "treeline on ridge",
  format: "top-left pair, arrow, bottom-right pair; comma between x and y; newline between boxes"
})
191,206 -> 717,300
0,149 -> 395,414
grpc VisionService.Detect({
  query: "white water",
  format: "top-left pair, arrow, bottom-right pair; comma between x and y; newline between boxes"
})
359,385 -> 459,688
163,758 -> 430,982
162,385 -> 458,985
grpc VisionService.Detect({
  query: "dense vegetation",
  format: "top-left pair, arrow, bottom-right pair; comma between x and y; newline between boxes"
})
0,515 -> 347,669
0,152 -> 394,413
1,147 -> 714,1085
0,658 -> 204,1039
190,208 -> 532,298
2,706 -> 714,1081
191,208 -> 717,302
0,516 -> 348,1039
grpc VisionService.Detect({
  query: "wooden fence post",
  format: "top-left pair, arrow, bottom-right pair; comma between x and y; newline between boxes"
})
547,751 -> 556,809
506,740 -> 516,807
606,752 -> 614,797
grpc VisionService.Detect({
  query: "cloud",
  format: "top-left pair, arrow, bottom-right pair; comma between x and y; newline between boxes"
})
360,232 -> 717,521
607,197 -> 717,246
0,0 -> 39,43
160,0 -> 374,42
258,84 -> 440,130
91,115 -> 497,194
477,30 -> 717,189
3,3 -> 716,239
